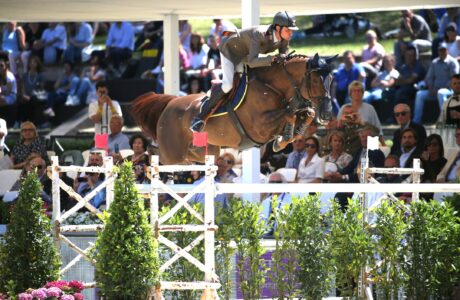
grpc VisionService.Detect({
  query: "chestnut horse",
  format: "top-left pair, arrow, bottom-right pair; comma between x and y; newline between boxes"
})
131,54 -> 334,164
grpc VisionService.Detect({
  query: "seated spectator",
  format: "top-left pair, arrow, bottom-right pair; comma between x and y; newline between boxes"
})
33,23 -> 67,65
363,54 -> 399,104
375,154 -> 403,183
394,128 -> 423,170
438,73 -> 460,127
215,153 -> 238,183
413,42 -> 459,124
107,115 -> 130,163
296,136 -> 324,183
393,10 -> 432,67
105,21 -> 135,70
444,22 -> 460,61
76,163 -> 106,209
0,54 -> 17,107
21,23 -> 45,74
126,134 -> 150,184
64,22 -> 93,64
360,29 -> 385,81
285,136 -> 307,170
421,134 -> 447,183
88,81 -> 122,135
260,172 -> 292,237
432,8 -> 460,59
337,80 -> 385,145
437,127 -> 460,183
1,22 -> 25,75
10,121 -> 48,169
394,44 -> 426,105
43,61 -> 77,117
0,117 -> 6,151
332,50 -> 366,106
323,131 -> 353,183
19,55 -> 46,124
390,103 -> 427,155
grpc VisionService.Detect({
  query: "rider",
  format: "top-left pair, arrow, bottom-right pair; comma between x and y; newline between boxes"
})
190,11 -> 299,135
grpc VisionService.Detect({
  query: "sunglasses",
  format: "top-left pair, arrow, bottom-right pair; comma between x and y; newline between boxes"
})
394,111 -> 408,117
305,144 -> 317,149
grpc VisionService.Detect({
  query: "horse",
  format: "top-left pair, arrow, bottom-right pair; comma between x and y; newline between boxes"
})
131,53 -> 334,164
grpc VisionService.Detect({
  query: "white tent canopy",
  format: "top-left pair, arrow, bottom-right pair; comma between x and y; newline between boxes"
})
0,0 -> 458,22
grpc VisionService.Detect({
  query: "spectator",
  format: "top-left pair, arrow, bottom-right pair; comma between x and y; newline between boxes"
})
21,23 -> 45,73
438,73 -> 460,126
413,42 -> 459,124
215,153 -> 238,183
376,154 -> 403,183
33,23 -> 67,65
1,22 -> 25,75
437,127 -> 460,182
285,136 -> 307,170
394,10 -> 432,67
360,29 -> 385,81
43,61 -> 77,117
64,22 -> 93,64
296,136 -> 324,183
0,55 -> 17,107
107,115 -> 130,163
363,54 -> 399,103
76,163 -> 106,209
444,22 -> 460,61
210,19 -> 237,45
390,103 -> 427,154
421,134 -> 447,183
432,8 -> 460,59
337,80 -> 384,144
323,131 -> 353,183
260,172 -> 292,237
0,117 -> 7,151
333,50 -> 366,106
394,44 -> 426,105
126,133 -> 150,184
88,81 -> 122,135
395,128 -> 423,169
10,121 -> 48,169
105,21 -> 135,69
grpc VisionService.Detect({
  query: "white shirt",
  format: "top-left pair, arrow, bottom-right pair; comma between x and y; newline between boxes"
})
0,118 -> 7,150
88,100 -> 122,135
297,153 -> 325,183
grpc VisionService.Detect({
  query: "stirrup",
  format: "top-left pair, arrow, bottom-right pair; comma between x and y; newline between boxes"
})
190,119 -> 206,133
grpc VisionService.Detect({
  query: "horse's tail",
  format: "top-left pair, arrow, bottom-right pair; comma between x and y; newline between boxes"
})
131,92 -> 177,140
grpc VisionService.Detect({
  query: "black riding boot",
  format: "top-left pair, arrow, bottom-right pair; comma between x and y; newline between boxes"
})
190,87 -> 226,132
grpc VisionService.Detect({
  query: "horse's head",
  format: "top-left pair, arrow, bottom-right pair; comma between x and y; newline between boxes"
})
302,53 -> 336,125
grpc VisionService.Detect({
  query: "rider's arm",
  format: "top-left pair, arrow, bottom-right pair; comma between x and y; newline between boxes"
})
247,32 -> 272,68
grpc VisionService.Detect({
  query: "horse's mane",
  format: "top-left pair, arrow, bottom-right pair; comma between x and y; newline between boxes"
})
131,92 -> 177,140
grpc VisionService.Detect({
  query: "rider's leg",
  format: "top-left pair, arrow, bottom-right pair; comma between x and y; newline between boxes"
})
190,55 -> 234,132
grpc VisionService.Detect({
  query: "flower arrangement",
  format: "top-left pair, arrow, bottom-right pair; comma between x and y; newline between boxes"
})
14,280 -> 84,300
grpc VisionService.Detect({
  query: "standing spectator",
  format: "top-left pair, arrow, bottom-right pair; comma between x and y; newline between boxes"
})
438,73 -> 460,126
21,23 -> 45,73
360,29 -> 385,81
107,115 -> 130,163
88,81 -> 122,135
33,23 -> 67,65
394,10 -> 432,67
296,136 -> 324,183
323,131 -> 353,183
106,22 -> 135,69
1,22 -> 25,76
210,19 -> 237,44
421,134 -> 447,183
413,42 -> 459,124
0,117 -> 7,151
10,121 -> 48,169
390,103 -> 427,155
394,44 -> 426,105
432,8 -> 460,59
0,55 -> 18,107
363,54 -> 399,103
333,50 -> 366,106
437,127 -> 460,182
285,136 -> 307,170
64,22 -> 93,64
126,134 -> 150,184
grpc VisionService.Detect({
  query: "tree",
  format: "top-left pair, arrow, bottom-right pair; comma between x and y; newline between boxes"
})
95,162 -> 159,299
0,171 -> 60,293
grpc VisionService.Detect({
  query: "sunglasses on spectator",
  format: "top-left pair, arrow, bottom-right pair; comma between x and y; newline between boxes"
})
394,111 -> 408,117
305,144 -> 316,149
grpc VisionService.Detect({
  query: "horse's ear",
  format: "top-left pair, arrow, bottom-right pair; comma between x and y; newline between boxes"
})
325,54 -> 339,65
